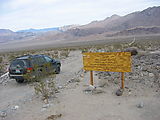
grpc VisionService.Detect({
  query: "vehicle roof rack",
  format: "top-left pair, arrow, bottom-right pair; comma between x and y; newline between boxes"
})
16,54 -> 32,59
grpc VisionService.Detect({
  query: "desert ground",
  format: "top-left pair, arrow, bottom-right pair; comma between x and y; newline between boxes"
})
0,36 -> 160,120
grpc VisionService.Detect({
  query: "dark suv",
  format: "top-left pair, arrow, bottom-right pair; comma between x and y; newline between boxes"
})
9,54 -> 61,83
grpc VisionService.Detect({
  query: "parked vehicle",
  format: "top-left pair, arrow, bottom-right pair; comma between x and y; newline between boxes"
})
9,54 -> 61,83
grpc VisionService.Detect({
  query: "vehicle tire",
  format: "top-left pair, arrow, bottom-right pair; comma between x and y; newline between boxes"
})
16,79 -> 24,83
55,66 -> 60,74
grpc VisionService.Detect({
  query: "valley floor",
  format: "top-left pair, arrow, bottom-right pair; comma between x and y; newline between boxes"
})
0,50 -> 160,120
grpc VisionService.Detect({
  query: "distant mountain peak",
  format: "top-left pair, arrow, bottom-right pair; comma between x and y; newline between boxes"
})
0,29 -> 14,34
17,27 -> 60,33
104,14 -> 121,21
111,14 -> 120,18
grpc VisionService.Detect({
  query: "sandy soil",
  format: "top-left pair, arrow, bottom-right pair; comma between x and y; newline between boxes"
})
0,50 -> 160,120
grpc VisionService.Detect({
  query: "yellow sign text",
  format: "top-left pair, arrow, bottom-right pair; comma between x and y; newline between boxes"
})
83,52 -> 131,72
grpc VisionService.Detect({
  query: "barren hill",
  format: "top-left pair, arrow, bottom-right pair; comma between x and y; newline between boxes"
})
105,26 -> 160,37
66,6 -> 160,36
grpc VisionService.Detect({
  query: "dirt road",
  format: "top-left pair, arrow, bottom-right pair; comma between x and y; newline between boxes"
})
0,50 -> 83,120
0,50 -> 160,120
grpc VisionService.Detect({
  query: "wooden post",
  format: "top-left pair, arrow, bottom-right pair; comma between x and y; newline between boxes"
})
90,71 -> 94,86
121,72 -> 124,89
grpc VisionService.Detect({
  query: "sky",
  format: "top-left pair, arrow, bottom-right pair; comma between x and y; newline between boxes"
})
0,0 -> 160,31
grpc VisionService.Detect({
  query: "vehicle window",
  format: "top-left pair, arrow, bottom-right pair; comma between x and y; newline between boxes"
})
11,59 -> 29,67
31,58 -> 38,66
44,56 -> 53,62
36,56 -> 46,65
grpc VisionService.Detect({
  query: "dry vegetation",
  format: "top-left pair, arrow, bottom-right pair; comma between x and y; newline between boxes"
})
34,74 -> 58,103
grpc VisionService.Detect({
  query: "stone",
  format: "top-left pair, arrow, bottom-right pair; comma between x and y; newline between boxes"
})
42,104 -> 50,108
137,102 -> 144,108
149,73 -> 154,77
74,78 -> 80,82
0,111 -> 7,118
67,80 -> 72,83
124,47 -> 138,56
46,114 -> 62,120
143,72 -> 148,76
11,105 -> 19,110
58,86 -> 63,89
132,75 -> 139,80
116,89 -> 124,96
83,85 -> 96,93
92,88 -> 105,94
80,74 -> 84,77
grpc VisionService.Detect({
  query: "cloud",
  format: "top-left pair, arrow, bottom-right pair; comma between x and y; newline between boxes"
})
0,0 -> 160,31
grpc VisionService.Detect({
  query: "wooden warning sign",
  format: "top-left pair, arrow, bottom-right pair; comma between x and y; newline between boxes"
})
83,52 -> 131,72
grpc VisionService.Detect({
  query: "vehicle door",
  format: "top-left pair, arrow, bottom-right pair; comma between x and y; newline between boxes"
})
37,56 -> 48,75
43,56 -> 56,73
30,57 -> 40,77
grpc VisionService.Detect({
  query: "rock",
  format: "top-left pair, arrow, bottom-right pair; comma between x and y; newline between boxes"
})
58,86 -> 63,89
98,80 -> 107,87
68,78 -> 80,83
142,72 -> 148,76
11,105 -> 19,110
67,80 -> 72,83
74,78 -> 80,82
137,102 -> 144,108
0,111 -> 7,118
44,99 -> 49,104
92,88 -> 105,94
83,85 -> 96,93
42,104 -> 50,108
149,73 -> 154,77
46,114 -> 62,120
132,75 -> 139,80
80,74 -> 84,77
124,47 -> 138,56
128,91 -> 131,95
116,89 -> 124,96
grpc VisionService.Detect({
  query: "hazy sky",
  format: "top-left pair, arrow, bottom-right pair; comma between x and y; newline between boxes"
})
0,0 -> 160,31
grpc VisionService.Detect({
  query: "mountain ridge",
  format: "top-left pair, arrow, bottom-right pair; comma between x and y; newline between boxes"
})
0,6 -> 160,44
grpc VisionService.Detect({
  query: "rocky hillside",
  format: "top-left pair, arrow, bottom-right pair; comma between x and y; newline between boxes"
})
67,6 -> 160,36
0,29 -> 36,43
105,26 -> 160,37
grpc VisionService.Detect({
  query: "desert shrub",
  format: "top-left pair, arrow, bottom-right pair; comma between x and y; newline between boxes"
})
59,50 -> 70,58
8,55 -> 17,61
0,65 -> 2,71
113,44 -> 123,50
34,75 -> 57,103
0,57 -> 2,63
81,48 -> 88,53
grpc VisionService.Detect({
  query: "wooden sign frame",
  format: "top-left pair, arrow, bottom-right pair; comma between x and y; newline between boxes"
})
83,52 -> 131,89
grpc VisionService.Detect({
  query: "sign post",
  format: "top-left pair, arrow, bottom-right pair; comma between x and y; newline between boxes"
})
90,71 -> 94,86
121,72 -> 124,89
83,52 -> 131,90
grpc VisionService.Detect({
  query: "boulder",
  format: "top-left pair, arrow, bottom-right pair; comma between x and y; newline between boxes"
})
124,47 -> 138,56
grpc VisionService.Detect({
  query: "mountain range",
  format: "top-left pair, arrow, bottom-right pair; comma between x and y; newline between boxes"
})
17,27 -> 60,33
0,6 -> 160,45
